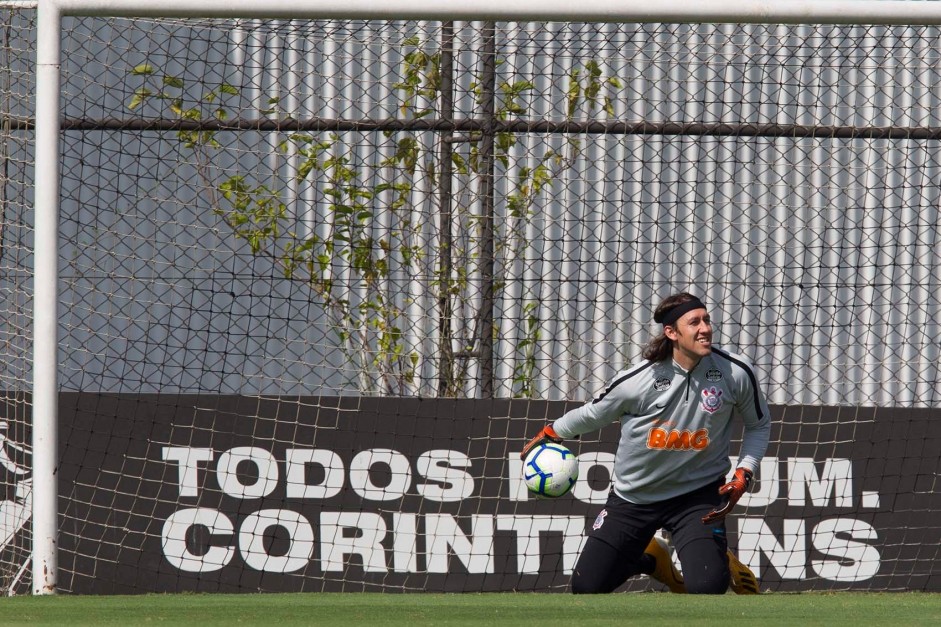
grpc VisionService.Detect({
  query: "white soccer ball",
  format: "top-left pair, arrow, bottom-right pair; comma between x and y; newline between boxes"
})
523,442 -> 579,498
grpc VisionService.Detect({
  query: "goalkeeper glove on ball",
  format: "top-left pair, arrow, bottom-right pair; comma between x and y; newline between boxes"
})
520,424 -> 562,460
702,467 -> 753,524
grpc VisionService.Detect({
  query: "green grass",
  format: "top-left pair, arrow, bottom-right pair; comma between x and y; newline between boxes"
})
2,592 -> 940,626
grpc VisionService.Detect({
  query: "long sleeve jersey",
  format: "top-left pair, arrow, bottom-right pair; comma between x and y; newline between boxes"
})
552,347 -> 771,504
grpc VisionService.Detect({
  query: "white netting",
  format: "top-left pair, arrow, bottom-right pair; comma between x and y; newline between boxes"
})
6,13 -> 941,594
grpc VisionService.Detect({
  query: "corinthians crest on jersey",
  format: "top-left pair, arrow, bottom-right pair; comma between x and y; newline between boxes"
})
700,386 -> 724,413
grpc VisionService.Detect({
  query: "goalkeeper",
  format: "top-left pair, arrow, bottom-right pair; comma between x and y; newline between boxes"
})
522,292 -> 770,594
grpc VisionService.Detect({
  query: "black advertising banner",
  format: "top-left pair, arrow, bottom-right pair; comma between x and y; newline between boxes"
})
48,395 -> 941,594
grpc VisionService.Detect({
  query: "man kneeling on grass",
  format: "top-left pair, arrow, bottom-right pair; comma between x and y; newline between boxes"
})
522,292 -> 769,594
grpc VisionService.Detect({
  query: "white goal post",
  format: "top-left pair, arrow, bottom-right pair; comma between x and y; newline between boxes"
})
23,0 -> 941,595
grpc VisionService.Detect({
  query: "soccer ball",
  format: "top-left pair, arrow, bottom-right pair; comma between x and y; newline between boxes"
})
523,442 -> 579,498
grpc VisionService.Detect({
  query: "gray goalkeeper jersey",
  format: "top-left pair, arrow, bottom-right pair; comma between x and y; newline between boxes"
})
552,347 -> 771,504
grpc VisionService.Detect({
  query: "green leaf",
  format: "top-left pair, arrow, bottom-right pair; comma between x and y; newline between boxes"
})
131,64 -> 155,76
163,75 -> 184,89
127,87 -> 153,110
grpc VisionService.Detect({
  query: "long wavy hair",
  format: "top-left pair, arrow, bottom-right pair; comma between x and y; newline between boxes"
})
642,292 -> 700,362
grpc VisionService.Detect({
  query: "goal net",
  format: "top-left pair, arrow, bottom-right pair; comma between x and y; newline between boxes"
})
4,4 -> 941,594
0,5 -> 36,596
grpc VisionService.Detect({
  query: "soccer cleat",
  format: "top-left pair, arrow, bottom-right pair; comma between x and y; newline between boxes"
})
644,536 -> 686,593
727,549 -> 760,594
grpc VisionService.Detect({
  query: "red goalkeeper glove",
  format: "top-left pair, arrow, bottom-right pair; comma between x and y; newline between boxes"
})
702,468 -> 753,524
520,424 -> 562,460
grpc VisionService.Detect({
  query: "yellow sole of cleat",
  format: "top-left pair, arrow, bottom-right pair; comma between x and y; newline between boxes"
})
727,550 -> 760,594
645,537 -> 686,594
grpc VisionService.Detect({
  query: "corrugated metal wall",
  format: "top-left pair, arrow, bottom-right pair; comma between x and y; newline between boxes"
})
47,19 -> 941,406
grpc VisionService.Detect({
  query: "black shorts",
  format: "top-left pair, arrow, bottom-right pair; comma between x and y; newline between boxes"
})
589,478 -> 728,557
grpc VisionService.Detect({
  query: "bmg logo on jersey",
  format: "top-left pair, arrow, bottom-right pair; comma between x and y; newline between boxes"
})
646,426 -> 710,450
